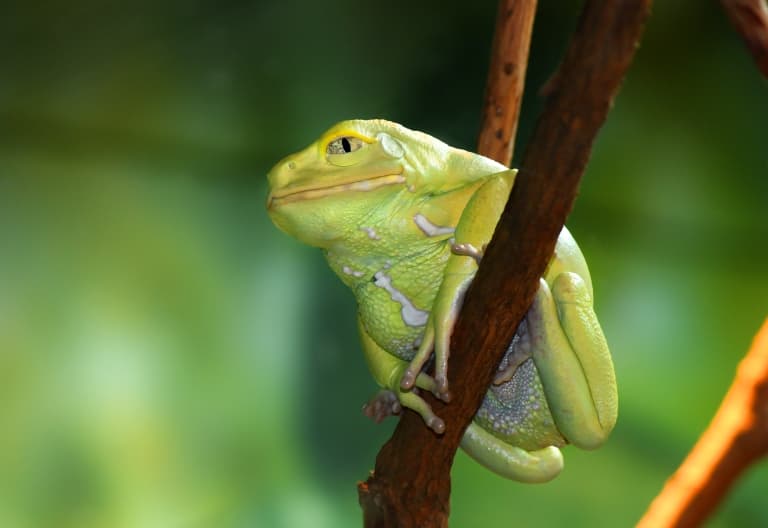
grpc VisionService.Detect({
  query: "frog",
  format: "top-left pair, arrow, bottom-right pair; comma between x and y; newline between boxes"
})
266,119 -> 617,483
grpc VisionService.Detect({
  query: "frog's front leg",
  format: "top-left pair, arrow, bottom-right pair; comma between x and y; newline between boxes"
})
528,275 -> 618,448
403,170 -> 515,399
358,317 -> 446,434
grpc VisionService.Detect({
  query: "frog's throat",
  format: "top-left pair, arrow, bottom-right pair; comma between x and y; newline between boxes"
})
268,172 -> 406,207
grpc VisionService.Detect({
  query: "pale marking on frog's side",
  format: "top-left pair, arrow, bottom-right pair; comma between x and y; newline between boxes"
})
342,265 -> 364,278
360,226 -> 381,240
413,213 -> 455,237
372,271 -> 429,327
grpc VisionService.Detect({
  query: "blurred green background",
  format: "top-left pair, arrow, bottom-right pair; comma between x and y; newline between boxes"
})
1,1 -> 767,526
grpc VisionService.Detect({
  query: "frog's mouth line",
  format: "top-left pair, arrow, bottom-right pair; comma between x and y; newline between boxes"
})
268,173 -> 406,207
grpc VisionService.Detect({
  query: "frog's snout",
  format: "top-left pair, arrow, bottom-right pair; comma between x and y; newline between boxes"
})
266,156 -> 298,206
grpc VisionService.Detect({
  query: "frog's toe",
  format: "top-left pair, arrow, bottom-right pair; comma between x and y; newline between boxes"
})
400,367 -> 419,390
398,390 -> 446,435
494,317 -> 532,384
450,241 -> 484,263
411,371 -> 452,403
427,415 -> 446,435
363,390 -> 402,423
551,271 -> 591,305
492,368 -> 514,385
434,374 -> 451,402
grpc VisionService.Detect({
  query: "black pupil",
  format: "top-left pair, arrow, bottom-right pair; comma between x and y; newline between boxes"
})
342,137 -> 351,152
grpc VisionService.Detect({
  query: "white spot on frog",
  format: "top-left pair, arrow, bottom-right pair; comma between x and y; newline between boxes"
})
413,213 -> 455,237
360,226 -> 380,240
373,271 -> 429,327
376,132 -> 404,158
342,265 -> 364,278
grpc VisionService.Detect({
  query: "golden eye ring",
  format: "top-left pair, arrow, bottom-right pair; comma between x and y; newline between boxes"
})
326,136 -> 364,155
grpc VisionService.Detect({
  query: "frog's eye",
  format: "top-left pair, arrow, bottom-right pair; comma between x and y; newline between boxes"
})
326,136 -> 364,155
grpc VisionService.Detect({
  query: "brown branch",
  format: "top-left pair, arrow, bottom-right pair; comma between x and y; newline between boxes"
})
637,319 -> 768,527
358,2 -> 651,526
721,0 -> 768,79
477,0 -> 538,165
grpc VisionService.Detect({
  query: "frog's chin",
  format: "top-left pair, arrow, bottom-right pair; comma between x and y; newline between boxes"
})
267,173 -> 406,208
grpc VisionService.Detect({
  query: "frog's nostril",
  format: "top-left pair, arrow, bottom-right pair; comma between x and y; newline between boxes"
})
287,161 -> 297,170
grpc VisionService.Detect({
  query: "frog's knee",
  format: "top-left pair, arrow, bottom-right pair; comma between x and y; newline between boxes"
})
460,423 -> 563,483
551,272 -> 591,306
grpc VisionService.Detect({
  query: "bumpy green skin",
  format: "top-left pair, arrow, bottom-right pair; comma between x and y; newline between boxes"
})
266,120 -> 618,482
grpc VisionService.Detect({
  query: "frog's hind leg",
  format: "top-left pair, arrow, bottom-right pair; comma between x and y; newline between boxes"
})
528,275 -> 618,450
460,423 -> 563,483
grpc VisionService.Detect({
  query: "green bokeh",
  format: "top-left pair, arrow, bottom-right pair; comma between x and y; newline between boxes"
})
1,1 -> 766,526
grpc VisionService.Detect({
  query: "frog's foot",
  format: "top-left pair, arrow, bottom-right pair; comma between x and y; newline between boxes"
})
400,326 -> 452,403
398,389 -> 446,434
493,316 -> 533,384
398,372 -> 447,433
450,241 -> 486,264
371,370 -> 446,433
363,390 -> 402,423
460,422 -> 563,483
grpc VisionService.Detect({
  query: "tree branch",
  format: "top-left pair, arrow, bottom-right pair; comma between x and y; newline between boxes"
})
637,318 -> 768,527
633,6 -> 768,523
358,2 -> 651,526
477,0 -> 538,165
721,0 -> 768,79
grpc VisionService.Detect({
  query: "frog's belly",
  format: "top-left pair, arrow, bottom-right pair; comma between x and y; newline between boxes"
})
474,358 -> 566,451
357,298 -> 425,361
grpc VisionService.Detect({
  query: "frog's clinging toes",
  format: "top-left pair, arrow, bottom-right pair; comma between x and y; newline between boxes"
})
266,119 -> 617,483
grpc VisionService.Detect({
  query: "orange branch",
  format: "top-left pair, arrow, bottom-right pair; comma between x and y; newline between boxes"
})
637,318 -> 768,527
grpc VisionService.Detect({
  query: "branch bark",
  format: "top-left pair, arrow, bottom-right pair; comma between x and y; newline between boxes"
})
637,319 -> 768,527
477,0 -> 538,165
358,2 -> 651,526
721,0 -> 768,79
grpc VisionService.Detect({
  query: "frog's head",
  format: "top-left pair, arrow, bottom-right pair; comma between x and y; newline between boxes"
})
266,119 -> 503,248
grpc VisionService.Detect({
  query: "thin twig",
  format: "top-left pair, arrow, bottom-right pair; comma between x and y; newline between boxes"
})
477,0 -> 538,165
637,319 -> 768,527
721,0 -> 768,79
358,1 -> 650,526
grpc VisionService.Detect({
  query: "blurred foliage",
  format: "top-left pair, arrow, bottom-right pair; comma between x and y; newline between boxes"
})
1,0 -> 767,526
